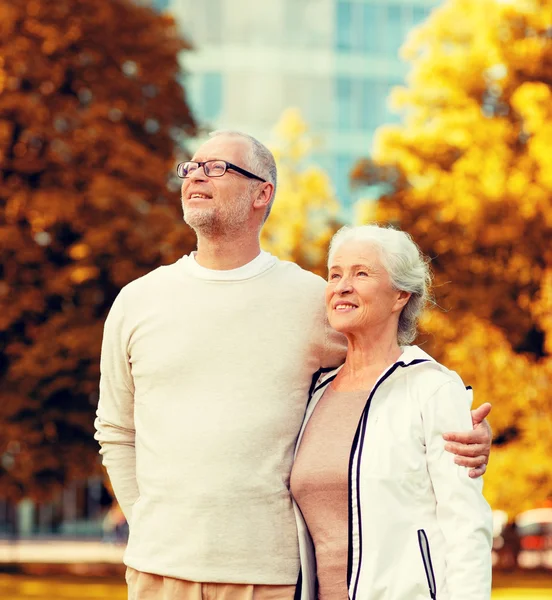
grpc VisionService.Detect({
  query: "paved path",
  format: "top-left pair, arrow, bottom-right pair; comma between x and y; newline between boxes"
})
0,539 -> 124,564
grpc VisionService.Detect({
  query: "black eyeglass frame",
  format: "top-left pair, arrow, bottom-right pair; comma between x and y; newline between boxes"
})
177,160 -> 266,182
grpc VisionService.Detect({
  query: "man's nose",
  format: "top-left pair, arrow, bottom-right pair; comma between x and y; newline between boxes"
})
188,165 -> 208,182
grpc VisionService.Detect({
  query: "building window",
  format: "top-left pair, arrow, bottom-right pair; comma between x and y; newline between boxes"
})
186,72 -> 223,125
360,3 -> 383,54
335,153 -> 356,206
382,3 -> 434,58
359,79 -> 382,131
336,76 -> 353,130
336,76 -> 400,132
336,2 -> 435,57
383,4 -> 405,58
382,79 -> 403,124
413,6 -> 431,25
152,0 -> 171,11
202,73 -> 223,122
336,0 -> 353,51
338,0 -> 380,54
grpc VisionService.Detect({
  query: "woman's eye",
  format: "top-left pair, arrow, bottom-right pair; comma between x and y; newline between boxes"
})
357,271 -> 368,277
329,273 -> 341,280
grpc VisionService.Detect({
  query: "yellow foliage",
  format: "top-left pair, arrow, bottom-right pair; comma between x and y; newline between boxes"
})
69,265 -> 100,284
0,0 -> 197,500
261,109 -> 340,276
353,0 -> 552,515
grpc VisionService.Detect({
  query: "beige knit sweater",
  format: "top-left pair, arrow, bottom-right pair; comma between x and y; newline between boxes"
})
94,252 -> 346,584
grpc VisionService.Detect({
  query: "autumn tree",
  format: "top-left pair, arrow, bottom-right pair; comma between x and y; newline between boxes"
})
261,109 -> 340,277
0,0 -> 197,500
353,0 -> 552,514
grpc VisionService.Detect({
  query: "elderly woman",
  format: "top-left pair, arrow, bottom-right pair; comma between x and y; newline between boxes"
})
290,225 -> 493,600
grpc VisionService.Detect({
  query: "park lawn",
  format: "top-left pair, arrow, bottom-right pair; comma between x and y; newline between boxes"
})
492,592 -> 552,599
0,574 -> 126,600
0,574 -> 551,600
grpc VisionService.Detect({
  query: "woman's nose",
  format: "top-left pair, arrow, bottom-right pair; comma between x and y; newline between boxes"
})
335,277 -> 353,294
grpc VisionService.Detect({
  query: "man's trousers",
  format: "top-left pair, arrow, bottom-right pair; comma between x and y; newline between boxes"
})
126,568 -> 296,600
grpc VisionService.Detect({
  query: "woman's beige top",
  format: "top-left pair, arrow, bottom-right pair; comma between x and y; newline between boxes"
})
290,386 -> 369,600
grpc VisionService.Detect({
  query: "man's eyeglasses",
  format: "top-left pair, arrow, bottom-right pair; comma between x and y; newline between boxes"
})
177,160 -> 266,182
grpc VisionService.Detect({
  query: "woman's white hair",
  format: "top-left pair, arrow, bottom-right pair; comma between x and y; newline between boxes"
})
328,225 -> 433,345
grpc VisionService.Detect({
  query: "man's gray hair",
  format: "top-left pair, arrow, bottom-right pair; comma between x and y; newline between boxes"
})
209,130 -> 277,222
328,225 -> 433,345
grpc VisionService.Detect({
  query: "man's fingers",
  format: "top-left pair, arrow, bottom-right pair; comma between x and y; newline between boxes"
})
443,429 -> 487,445
471,402 -> 492,427
444,403 -> 492,477
445,442 -> 488,458
453,454 -> 487,467
469,464 -> 487,478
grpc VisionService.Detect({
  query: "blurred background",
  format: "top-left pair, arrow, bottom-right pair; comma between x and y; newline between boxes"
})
1,0 -> 551,598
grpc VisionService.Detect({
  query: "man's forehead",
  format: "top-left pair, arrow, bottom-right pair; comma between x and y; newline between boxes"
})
192,135 -> 250,162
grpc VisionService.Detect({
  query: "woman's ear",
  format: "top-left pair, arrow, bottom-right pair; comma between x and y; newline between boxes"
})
394,290 -> 411,312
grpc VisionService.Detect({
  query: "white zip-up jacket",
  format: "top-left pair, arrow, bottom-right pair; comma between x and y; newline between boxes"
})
292,345 -> 492,600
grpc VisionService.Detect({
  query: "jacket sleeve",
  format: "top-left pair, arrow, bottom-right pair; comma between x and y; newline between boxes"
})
94,291 -> 139,522
420,379 -> 493,600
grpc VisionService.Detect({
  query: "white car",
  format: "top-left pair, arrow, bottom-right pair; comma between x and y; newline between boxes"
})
515,508 -> 552,570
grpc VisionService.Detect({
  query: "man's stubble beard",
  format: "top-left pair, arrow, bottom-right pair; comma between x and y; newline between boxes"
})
182,190 -> 252,237
182,204 -> 218,236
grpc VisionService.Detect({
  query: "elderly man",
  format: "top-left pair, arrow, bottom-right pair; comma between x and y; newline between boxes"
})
95,130 -> 492,600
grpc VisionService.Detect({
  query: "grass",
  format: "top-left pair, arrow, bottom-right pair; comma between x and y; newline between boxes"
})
0,574 -> 126,600
492,593 -> 552,599
0,573 -> 551,600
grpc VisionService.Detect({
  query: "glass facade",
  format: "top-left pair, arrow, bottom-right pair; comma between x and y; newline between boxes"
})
164,0 -> 440,208
330,0 -> 435,203
201,72 -> 223,122
149,0 -> 171,10
335,1 -> 432,55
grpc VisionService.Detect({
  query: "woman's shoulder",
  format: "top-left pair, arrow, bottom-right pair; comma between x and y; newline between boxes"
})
402,346 -> 470,395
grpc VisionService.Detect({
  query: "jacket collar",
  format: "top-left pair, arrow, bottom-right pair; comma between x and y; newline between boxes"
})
310,345 -> 435,400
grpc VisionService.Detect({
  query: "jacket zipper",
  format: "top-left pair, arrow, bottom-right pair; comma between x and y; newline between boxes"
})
417,529 -> 437,600
347,358 -> 430,599
308,358 -> 432,600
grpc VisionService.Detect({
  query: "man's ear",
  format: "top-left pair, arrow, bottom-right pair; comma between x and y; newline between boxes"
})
253,182 -> 274,211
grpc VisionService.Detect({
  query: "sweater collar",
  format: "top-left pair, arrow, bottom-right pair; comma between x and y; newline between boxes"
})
180,251 -> 277,281
312,345 -> 435,396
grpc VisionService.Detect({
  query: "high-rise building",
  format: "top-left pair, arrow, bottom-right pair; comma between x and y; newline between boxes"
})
154,0 -> 441,207
147,0 -> 171,10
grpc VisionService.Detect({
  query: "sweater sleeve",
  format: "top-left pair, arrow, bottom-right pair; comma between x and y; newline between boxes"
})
420,380 -> 493,600
94,291 -> 139,521
321,312 -> 348,368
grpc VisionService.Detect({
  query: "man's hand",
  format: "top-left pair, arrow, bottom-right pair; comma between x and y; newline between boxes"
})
443,403 -> 492,479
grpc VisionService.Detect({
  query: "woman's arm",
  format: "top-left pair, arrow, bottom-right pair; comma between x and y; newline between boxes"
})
421,380 -> 493,600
